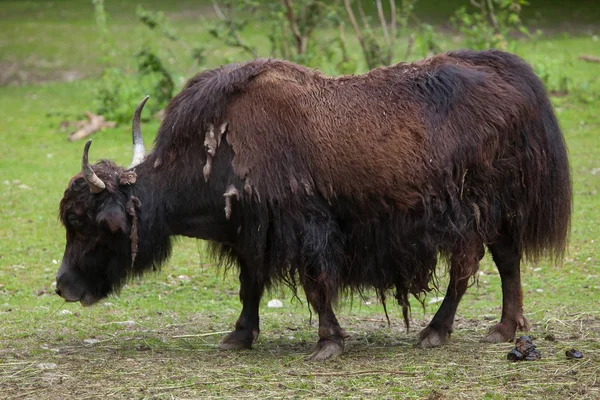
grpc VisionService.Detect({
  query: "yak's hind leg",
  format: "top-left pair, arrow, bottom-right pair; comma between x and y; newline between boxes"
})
219,258 -> 265,350
483,228 -> 530,343
419,234 -> 484,348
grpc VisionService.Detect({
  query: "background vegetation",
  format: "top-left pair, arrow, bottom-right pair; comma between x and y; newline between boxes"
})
0,0 -> 599,398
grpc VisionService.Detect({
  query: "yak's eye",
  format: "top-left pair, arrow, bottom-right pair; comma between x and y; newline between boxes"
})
68,214 -> 84,229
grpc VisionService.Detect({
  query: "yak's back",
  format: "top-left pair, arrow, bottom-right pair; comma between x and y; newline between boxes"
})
224,53 -> 531,211
155,51 -> 536,213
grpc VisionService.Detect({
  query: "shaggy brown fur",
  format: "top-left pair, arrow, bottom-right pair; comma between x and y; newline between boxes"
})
56,49 -> 571,360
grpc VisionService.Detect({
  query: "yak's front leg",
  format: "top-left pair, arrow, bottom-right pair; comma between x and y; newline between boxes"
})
303,280 -> 349,361
219,259 -> 265,350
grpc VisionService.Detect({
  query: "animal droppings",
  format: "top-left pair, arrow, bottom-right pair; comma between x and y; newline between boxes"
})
507,349 -> 524,361
507,336 -> 541,361
544,333 -> 556,341
565,349 -> 584,359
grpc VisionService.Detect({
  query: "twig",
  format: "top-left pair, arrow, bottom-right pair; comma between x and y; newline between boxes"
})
280,0 -> 303,54
389,0 -> 396,49
301,1 -> 320,53
376,0 -> 390,59
486,0 -> 497,29
579,55 -> 600,63
279,20 -> 291,59
357,1 -> 369,31
212,1 -> 258,58
343,0 -> 369,66
338,22 -> 348,61
172,331 -> 230,338
10,389 -> 45,400
152,383 -> 211,391
287,369 -> 417,377
38,301 -> 67,325
405,33 -> 415,59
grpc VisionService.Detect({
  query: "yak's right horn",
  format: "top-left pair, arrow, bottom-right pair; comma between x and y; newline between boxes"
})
81,139 -> 106,193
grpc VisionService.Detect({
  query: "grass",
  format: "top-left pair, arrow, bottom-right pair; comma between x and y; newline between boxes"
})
1,1 -> 599,399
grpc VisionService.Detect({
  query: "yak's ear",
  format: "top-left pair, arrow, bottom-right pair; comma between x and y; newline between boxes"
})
119,171 -> 137,186
97,203 -> 128,234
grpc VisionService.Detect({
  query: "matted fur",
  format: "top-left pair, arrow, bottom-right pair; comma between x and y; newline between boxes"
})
141,49 -> 571,307
58,49 -> 571,334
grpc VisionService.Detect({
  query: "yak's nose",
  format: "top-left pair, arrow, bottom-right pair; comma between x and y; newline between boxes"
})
55,271 -> 65,298
54,270 -> 83,302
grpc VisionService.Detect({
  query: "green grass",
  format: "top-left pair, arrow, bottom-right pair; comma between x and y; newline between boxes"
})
1,1 -> 600,399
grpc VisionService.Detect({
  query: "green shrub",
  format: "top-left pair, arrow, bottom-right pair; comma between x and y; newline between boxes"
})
450,0 -> 540,52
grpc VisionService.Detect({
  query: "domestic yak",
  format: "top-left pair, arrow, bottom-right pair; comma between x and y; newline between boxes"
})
55,49 -> 572,361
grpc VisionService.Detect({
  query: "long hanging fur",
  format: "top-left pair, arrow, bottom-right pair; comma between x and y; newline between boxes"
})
61,49 -> 571,322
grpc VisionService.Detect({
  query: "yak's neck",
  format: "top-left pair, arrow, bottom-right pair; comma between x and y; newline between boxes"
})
126,156 -> 239,272
124,167 -> 173,273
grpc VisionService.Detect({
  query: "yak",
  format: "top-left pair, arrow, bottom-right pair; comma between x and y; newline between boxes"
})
55,49 -> 572,361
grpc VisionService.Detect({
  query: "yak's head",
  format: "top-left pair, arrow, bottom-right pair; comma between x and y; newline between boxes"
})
55,96 -> 149,306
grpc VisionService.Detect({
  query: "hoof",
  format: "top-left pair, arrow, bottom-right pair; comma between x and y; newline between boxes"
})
218,329 -> 258,350
483,318 -> 529,344
304,338 -> 344,362
418,326 -> 449,349
483,328 -> 513,343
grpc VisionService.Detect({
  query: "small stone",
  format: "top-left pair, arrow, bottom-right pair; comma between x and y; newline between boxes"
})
59,309 -> 72,315
267,299 -> 283,308
565,349 -> 584,359
36,363 -> 57,370
427,296 -> 444,304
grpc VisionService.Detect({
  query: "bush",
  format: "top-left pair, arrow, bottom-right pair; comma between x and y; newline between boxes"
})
94,48 -> 173,124
450,0 -> 540,52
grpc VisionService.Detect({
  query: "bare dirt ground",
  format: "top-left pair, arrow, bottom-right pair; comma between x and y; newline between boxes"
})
1,312 -> 599,399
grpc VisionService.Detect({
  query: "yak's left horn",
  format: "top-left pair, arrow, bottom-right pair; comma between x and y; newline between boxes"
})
129,95 -> 150,169
81,139 -> 106,193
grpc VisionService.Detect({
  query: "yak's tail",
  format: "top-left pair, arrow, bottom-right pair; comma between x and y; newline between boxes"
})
449,49 -> 573,263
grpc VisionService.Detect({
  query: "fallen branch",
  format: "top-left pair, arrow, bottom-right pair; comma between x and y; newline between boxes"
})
64,112 -> 116,142
578,55 -> 600,64
172,331 -> 230,339
286,369 -> 417,377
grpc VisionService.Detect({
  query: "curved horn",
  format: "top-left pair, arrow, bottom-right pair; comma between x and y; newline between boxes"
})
81,139 -> 106,193
130,95 -> 150,168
